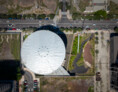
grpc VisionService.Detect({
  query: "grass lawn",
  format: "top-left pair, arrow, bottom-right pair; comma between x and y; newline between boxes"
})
10,34 -> 21,60
71,36 -> 78,55
88,86 -> 94,92
68,55 -> 76,71
90,36 -> 95,61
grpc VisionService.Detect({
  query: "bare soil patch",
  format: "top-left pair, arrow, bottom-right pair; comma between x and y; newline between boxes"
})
19,0 -> 35,7
0,33 -> 20,60
0,42 -> 14,60
43,0 -> 57,12
40,77 -> 93,92
83,42 -> 93,65
0,0 -> 58,14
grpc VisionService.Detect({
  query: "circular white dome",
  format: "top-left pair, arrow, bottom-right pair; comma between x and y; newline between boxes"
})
21,30 -> 66,75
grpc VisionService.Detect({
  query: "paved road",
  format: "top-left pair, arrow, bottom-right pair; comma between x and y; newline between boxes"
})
24,71 -> 33,92
0,18 -> 117,30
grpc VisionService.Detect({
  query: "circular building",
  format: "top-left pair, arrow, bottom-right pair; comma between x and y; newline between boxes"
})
21,30 -> 66,75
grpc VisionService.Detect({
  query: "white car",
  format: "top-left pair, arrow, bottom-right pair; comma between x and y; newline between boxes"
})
93,24 -> 96,26
28,88 -> 33,91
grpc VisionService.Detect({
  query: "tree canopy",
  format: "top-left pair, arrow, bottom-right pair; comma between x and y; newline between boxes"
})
94,10 -> 107,20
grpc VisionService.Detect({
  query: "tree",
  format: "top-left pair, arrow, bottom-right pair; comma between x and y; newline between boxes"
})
95,37 -> 98,40
95,32 -> 98,35
95,50 -> 99,54
59,2 -> 63,10
32,14 -> 37,19
22,14 -> 26,19
72,12 -> 81,20
26,14 -> 32,18
47,14 -> 55,19
94,10 -> 107,20
37,14 -> 46,19
17,15 -> 22,19
66,2 -> 71,10
114,27 -> 118,33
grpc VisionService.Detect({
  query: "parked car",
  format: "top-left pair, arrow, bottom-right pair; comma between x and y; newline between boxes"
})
12,28 -> 16,30
96,72 -> 101,81
45,18 -> 49,20
24,80 -> 28,87
8,28 -> 12,30
33,80 -> 38,90
86,28 -> 90,30
24,87 -> 28,92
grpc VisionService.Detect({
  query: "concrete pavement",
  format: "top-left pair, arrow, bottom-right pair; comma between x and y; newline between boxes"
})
94,31 -> 110,92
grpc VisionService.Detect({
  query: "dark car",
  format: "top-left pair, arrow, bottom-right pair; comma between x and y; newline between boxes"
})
8,28 -> 12,30
45,18 -> 49,20
96,72 -> 101,81
24,87 -> 28,92
24,80 -> 28,87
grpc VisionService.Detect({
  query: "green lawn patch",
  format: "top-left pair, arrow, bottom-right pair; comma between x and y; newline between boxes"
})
90,36 -> 95,59
72,36 -> 78,55
10,34 -> 21,60
88,86 -> 94,92
68,55 -> 76,71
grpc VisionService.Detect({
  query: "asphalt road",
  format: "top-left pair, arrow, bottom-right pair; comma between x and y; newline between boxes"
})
0,18 -> 117,30
24,71 -> 33,92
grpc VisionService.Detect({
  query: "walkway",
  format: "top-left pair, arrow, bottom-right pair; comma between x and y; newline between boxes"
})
94,31 -> 110,92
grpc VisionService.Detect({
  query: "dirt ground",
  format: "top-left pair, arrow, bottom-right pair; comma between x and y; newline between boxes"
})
40,77 -> 94,92
83,42 -> 93,65
0,42 -> 14,60
0,33 -> 20,60
0,0 -> 58,14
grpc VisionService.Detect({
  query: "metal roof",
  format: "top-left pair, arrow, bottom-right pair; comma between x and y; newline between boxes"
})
21,30 -> 66,75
